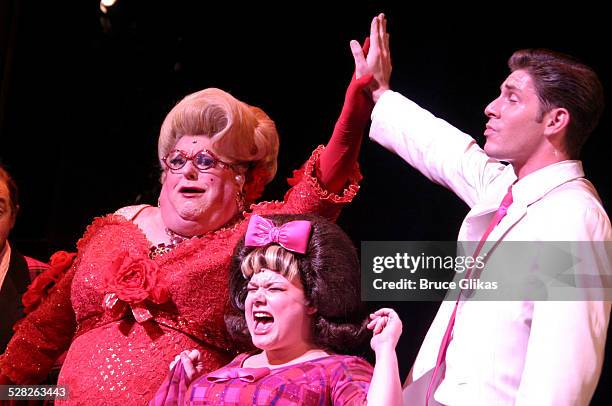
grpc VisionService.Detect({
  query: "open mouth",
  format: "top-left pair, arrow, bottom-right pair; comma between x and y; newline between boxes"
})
253,311 -> 274,334
179,186 -> 205,195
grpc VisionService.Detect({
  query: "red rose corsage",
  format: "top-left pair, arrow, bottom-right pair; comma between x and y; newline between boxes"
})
102,252 -> 169,323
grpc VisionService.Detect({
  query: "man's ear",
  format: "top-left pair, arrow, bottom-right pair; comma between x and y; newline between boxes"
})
10,204 -> 19,230
306,305 -> 317,316
543,107 -> 570,137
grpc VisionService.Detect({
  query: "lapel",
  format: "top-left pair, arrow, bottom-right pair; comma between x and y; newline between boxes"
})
462,160 -> 585,243
0,249 -> 30,351
461,166 -> 516,241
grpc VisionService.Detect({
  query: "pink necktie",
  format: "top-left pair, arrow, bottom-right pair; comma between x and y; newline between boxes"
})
425,185 -> 514,405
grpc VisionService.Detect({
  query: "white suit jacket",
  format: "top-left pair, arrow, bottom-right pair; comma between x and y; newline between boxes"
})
370,91 -> 611,406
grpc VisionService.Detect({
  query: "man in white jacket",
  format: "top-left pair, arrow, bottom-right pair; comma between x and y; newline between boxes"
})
353,14 -> 611,405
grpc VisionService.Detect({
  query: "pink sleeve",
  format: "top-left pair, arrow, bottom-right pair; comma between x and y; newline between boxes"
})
149,362 -> 190,406
331,356 -> 373,405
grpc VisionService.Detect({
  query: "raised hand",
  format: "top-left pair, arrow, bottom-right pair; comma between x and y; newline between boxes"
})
349,13 -> 391,103
366,307 -> 403,406
367,307 -> 402,353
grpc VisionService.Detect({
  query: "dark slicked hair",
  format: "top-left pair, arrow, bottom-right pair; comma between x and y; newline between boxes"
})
0,165 -> 19,217
225,213 -> 368,354
509,49 -> 604,158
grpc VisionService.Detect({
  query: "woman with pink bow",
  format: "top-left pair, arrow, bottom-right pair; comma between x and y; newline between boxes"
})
152,214 -> 403,406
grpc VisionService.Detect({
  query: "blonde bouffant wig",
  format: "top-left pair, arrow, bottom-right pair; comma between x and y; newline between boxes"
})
158,88 -> 279,202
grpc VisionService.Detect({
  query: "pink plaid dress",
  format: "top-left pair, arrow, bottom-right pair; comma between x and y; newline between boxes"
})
151,352 -> 373,405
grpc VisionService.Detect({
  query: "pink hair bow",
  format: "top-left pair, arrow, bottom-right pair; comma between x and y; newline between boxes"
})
245,215 -> 312,254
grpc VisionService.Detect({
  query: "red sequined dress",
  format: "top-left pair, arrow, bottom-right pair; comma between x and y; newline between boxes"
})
0,147 -> 360,405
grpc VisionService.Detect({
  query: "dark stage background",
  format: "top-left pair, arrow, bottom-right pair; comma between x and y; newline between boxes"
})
1,1 -> 610,402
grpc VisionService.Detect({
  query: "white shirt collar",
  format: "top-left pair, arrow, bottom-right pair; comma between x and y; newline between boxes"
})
512,160 -> 585,207
0,241 -> 12,289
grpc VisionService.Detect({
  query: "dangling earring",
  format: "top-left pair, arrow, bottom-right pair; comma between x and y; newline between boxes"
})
235,190 -> 246,213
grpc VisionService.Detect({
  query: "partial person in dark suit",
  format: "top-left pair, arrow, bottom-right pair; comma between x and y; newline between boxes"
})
0,165 -> 48,353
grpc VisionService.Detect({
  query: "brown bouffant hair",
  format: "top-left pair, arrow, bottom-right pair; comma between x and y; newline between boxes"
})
508,49 -> 604,159
225,214 -> 369,354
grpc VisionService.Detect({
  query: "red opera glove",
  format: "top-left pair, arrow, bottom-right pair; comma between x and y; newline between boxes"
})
319,38 -> 374,193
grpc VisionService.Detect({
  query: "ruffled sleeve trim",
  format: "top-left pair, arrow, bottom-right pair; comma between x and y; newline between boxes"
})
285,144 -> 361,204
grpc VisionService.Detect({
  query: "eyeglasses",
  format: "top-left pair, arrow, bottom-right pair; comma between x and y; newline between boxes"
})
162,149 -> 236,172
